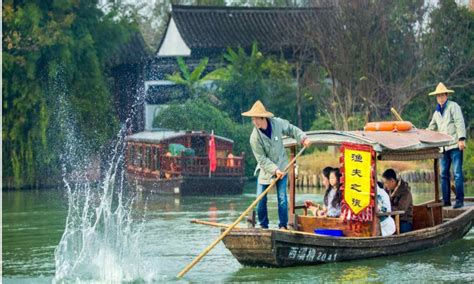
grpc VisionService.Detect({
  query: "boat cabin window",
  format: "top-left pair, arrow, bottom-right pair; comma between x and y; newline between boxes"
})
128,145 -> 135,165
191,136 -> 207,156
153,147 -> 160,171
144,146 -> 151,170
134,145 -> 143,168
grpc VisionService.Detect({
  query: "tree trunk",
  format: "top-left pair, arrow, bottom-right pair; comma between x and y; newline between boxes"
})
296,62 -> 303,129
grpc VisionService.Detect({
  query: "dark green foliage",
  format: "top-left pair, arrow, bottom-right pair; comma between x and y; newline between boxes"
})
2,1 -> 138,188
410,0 -> 474,132
153,99 -> 256,176
211,43 -> 303,125
3,0 -> 473,186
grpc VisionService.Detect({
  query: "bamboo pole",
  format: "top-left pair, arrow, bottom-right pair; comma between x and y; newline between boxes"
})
190,219 -> 237,228
176,146 -> 307,278
194,219 -> 350,237
288,146 -> 296,228
390,107 -> 404,121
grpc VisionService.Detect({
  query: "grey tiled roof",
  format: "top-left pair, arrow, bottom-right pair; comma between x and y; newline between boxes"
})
158,5 -> 332,54
126,130 -> 234,144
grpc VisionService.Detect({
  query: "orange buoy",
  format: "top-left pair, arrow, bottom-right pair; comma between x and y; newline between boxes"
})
364,121 -> 413,132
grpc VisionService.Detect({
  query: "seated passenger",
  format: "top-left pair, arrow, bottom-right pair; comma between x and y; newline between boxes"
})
320,168 -> 342,218
320,166 -> 333,189
376,181 -> 396,236
382,169 -> 414,233
226,152 -> 235,167
305,167 -> 333,216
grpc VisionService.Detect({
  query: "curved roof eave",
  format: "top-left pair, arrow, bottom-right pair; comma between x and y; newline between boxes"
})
283,130 -> 453,153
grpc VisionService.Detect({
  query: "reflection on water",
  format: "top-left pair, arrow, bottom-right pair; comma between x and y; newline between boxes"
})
338,266 -> 375,282
2,182 -> 474,283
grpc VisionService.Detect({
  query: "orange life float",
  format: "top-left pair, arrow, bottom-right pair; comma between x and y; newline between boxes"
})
364,121 -> 413,132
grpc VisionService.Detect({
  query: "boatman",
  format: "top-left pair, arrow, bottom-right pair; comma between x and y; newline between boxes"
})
427,83 -> 467,209
242,100 -> 311,230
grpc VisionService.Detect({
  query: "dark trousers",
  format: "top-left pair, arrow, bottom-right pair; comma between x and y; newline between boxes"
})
440,148 -> 464,204
400,221 -> 413,233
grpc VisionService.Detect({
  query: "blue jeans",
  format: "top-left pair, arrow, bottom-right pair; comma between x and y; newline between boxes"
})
400,221 -> 413,233
440,148 -> 464,204
256,175 -> 288,229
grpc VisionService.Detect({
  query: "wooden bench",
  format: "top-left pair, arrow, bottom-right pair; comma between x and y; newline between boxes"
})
294,205 -> 308,216
377,210 -> 405,235
426,202 -> 444,226
293,204 -> 373,237
296,203 -> 408,236
413,202 -> 443,230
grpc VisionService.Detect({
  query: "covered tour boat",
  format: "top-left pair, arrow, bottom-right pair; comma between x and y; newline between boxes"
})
221,128 -> 473,266
125,130 -> 245,195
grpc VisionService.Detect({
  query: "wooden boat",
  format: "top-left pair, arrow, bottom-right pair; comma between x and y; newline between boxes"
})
125,130 -> 245,195
221,129 -> 474,266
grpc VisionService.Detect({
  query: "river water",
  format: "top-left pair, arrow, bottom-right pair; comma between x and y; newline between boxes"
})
3,183 -> 474,283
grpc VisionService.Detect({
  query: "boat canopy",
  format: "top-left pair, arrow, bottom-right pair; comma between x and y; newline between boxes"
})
125,130 -> 234,144
283,129 -> 453,161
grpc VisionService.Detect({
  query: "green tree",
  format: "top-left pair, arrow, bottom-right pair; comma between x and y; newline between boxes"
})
465,141 -> 474,180
212,43 -> 301,125
415,0 -> 474,132
153,99 -> 255,176
212,44 -> 269,123
2,1 -> 139,188
167,57 -> 219,100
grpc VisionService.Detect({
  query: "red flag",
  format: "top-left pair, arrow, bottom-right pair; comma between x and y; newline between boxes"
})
208,133 -> 217,172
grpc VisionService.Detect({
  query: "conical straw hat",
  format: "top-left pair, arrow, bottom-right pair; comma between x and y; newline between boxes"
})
429,82 -> 454,96
241,100 -> 274,117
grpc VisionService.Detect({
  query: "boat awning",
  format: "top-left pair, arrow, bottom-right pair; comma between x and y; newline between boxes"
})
125,130 -> 234,144
283,129 -> 454,161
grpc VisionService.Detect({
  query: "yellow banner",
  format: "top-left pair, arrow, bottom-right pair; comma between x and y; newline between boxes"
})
344,149 -> 372,215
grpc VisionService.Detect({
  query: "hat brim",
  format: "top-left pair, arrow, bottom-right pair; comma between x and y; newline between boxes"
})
429,90 -> 454,96
241,111 -> 274,117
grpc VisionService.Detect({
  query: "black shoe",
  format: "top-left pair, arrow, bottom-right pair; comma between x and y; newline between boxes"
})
453,202 -> 464,209
279,226 -> 288,230
443,202 -> 452,207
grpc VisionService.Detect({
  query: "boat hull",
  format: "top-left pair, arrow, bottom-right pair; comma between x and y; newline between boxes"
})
222,207 -> 474,267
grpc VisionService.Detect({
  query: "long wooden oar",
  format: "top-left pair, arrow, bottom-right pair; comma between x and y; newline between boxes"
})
191,219 -> 328,237
190,219 -> 236,228
177,146 -> 307,278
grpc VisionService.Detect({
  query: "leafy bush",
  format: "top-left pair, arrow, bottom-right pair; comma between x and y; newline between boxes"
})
3,2 -> 138,188
153,99 -> 256,176
464,140 -> 474,181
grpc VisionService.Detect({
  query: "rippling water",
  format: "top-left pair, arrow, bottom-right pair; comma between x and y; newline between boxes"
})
2,183 -> 474,283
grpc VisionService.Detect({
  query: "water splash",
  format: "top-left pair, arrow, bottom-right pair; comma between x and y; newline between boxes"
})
52,71 -> 149,282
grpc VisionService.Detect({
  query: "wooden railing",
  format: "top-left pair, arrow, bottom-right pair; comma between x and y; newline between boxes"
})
160,156 -> 244,177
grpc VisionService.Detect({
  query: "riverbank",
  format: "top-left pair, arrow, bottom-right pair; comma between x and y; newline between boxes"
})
297,150 -> 473,186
